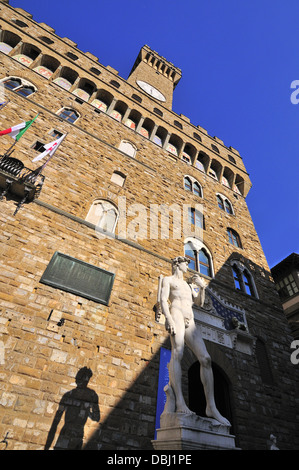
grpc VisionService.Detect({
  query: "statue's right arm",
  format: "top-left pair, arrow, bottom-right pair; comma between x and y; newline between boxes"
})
160,277 -> 176,335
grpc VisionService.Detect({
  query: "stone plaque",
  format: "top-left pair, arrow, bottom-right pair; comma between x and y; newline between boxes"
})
41,252 -> 115,305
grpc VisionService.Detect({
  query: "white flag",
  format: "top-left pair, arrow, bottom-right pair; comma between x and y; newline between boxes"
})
32,134 -> 66,162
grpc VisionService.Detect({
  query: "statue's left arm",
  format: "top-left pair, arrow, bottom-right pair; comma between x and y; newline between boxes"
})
189,275 -> 206,308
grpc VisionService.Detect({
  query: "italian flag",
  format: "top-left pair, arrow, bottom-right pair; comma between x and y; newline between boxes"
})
0,114 -> 38,141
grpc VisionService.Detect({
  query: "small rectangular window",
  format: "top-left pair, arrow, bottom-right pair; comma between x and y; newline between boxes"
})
32,141 -> 46,152
49,129 -> 63,139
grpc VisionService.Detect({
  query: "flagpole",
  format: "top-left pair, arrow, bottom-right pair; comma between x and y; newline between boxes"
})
0,100 -> 9,112
34,152 -> 55,178
3,139 -> 17,158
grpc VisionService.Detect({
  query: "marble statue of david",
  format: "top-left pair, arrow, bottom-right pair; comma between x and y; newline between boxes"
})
160,256 -> 230,426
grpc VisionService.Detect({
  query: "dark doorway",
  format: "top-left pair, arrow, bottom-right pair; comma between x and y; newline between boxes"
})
188,361 -> 234,432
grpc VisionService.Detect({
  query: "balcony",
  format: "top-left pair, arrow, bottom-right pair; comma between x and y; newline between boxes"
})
0,155 -> 45,215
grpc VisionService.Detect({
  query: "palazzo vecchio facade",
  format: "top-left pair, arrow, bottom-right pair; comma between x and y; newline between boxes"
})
0,0 -> 298,450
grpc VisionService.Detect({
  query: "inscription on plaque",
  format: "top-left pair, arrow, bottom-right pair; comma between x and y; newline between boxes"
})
41,252 -> 115,305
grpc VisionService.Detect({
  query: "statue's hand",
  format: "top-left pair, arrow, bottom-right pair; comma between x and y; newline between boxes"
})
191,274 -> 206,289
165,317 -> 176,335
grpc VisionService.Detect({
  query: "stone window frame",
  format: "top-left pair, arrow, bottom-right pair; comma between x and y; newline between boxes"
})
230,259 -> 259,298
216,193 -> 234,215
118,140 -> 137,158
184,175 -> 203,198
56,106 -> 80,124
1,75 -> 37,97
184,237 -> 214,278
110,170 -> 126,187
85,199 -> 119,234
227,227 -> 242,248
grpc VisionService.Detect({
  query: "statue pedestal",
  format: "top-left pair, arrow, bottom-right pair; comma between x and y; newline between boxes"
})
152,412 -> 239,450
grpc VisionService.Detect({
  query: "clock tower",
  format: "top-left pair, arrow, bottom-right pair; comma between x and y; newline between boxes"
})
127,45 -> 182,110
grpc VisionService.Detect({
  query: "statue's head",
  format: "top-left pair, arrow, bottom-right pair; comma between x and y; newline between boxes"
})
75,367 -> 93,387
171,256 -> 190,274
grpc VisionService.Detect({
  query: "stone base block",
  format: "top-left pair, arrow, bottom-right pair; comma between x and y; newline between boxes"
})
152,412 -> 239,450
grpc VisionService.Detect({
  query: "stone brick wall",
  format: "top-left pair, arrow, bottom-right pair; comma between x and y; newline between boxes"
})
0,0 -> 298,450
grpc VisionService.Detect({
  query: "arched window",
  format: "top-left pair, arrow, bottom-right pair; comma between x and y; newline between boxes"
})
110,100 -> 127,122
118,140 -> 137,158
124,109 -> 142,131
182,143 -> 196,166
153,126 -> 167,147
110,80 -> 120,88
2,76 -> 36,97
174,120 -> 183,129
111,171 -> 126,187
91,89 -> 113,113
234,175 -> 245,196
53,66 -> 78,91
85,200 -> 119,233
153,107 -> 163,117
211,143 -> 220,154
193,132 -> 202,142
66,51 -> 79,61
13,43 -> 40,67
181,152 -> 191,164
184,176 -> 203,198
72,78 -> 96,102
11,19 -> 28,28
230,260 -> 258,298
33,55 -> 60,79
16,85 -> 35,98
217,194 -> 225,211
209,160 -> 222,181
184,239 -> 213,277
197,248 -> 210,276
195,151 -> 209,173
166,142 -> 178,156
216,194 -> 233,215
193,182 -> 202,198
227,228 -> 242,248
39,36 -> 55,45
222,167 -> 234,189
90,67 -> 101,76
139,117 -> 154,139
132,93 -> 142,103
0,30 -> 21,54
3,77 -> 22,90
184,176 -> 192,192
166,134 -> 183,157
185,242 -> 197,271
57,107 -> 79,123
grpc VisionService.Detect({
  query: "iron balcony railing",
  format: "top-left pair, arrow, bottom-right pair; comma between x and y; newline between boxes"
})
0,155 -> 45,214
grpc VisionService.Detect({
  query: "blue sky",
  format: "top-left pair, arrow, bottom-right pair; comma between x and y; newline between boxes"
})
9,0 -> 299,268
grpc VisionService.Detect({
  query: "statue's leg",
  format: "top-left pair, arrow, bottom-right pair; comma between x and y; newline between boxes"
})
185,322 -> 231,426
168,313 -> 193,414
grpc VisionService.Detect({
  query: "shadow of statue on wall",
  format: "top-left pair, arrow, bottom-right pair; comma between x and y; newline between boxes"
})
44,367 -> 100,450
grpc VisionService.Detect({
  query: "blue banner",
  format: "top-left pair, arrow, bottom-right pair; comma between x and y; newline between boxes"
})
154,347 -> 171,439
